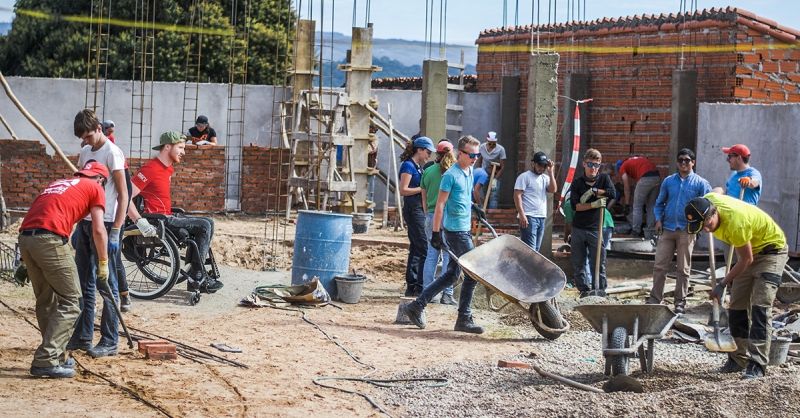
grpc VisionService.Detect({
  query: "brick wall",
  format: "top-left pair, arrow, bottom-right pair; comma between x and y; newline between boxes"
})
476,11 -> 800,174
1,139 -> 226,212
240,145 -> 290,214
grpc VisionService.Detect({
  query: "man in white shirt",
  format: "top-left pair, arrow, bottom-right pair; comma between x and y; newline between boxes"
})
513,151 -> 556,251
477,131 -> 506,208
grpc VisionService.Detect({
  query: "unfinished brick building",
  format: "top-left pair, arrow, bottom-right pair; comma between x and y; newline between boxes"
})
475,7 -> 800,182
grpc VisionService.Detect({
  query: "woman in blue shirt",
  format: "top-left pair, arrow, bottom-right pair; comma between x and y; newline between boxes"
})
399,136 -> 436,296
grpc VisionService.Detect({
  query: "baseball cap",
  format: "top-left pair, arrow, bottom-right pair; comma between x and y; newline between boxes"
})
413,136 -> 436,152
153,131 -> 187,150
721,144 -> 750,157
195,115 -> 209,124
436,141 -> 453,153
102,119 -> 115,129
75,161 -> 110,180
685,197 -> 712,234
532,151 -> 549,165
487,131 -> 498,142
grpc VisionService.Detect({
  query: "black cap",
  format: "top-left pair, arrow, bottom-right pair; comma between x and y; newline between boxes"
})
685,197 -> 712,234
196,115 -> 209,124
532,151 -> 549,165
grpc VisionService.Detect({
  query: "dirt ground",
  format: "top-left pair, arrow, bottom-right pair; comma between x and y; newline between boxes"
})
1,215 -> 799,417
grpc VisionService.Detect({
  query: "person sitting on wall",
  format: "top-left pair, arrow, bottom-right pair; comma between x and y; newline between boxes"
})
187,115 -> 218,145
127,131 -> 223,293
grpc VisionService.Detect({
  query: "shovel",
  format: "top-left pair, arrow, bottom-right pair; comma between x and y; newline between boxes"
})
704,233 -> 737,353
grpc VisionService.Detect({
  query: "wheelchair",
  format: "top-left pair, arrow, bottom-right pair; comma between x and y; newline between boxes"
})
120,208 -> 220,306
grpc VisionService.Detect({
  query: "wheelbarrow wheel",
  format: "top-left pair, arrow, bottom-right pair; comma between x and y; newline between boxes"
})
609,326 -> 630,376
529,300 -> 566,341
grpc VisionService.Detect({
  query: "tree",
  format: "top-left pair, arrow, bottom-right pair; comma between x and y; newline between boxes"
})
0,0 -> 295,85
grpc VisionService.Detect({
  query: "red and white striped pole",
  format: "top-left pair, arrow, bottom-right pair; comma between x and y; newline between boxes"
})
557,98 -> 592,215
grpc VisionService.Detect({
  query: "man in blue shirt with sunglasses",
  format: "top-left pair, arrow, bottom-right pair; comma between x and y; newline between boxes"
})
569,148 -> 616,297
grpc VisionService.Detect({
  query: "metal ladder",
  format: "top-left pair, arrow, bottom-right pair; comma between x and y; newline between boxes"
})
181,0 -> 206,134
224,0 -> 250,211
129,0 -> 156,161
445,50 -> 466,139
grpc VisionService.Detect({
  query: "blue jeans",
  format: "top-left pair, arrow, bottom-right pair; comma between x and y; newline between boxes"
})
488,179 -> 501,209
70,220 -> 119,348
422,213 -> 453,296
520,216 -> 546,252
570,226 -> 607,292
415,230 -> 478,317
402,201 -> 427,292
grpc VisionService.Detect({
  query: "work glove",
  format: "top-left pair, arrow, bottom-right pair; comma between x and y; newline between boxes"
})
738,176 -> 752,188
109,227 -> 121,252
136,218 -> 158,237
710,280 -> 727,301
430,230 -> 443,251
471,203 -> 486,220
13,262 -> 29,287
590,197 -> 608,209
579,188 -> 595,204
96,259 -> 109,287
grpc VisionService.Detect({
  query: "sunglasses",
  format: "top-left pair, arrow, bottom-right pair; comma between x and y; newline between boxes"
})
677,158 -> 692,163
460,150 -> 480,159
726,154 -> 738,160
585,161 -> 601,169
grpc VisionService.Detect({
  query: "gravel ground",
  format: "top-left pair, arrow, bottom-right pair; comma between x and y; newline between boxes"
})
377,310 -> 800,417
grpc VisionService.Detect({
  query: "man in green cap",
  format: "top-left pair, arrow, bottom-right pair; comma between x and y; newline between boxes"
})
684,192 -> 788,379
127,131 -> 223,293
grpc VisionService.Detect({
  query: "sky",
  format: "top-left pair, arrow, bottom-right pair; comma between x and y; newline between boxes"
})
0,1 -> 797,46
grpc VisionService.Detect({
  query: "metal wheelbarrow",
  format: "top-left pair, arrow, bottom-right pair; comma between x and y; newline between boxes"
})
574,304 -> 678,376
452,218 -> 570,340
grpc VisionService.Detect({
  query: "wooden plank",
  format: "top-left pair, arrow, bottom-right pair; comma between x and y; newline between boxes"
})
446,104 -> 464,111
447,83 -> 465,91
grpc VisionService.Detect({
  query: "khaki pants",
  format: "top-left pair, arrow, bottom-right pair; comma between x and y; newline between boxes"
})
19,234 -> 81,368
650,230 -> 696,303
728,249 -> 788,368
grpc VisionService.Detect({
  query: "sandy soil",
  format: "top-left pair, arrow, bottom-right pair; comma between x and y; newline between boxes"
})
1,215 -> 799,417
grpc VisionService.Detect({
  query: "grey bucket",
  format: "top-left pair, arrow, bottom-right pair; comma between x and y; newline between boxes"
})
334,274 -> 367,304
769,336 -> 791,366
352,213 -> 373,234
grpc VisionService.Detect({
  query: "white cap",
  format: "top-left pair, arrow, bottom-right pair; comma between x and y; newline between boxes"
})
487,131 -> 498,142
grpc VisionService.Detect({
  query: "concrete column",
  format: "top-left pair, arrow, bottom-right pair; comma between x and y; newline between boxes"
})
526,53 -> 560,256
342,24 -> 380,211
421,60 -> 448,140
499,76 -> 520,207
292,20 -> 315,104
670,70 -> 698,162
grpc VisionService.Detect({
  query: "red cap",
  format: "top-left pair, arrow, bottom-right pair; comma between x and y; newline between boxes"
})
75,161 -> 110,180
721,144 -> 750,157
436,141 -> 453,153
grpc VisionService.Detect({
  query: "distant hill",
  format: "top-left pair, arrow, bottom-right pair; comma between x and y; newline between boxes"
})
317,31 -> 477,87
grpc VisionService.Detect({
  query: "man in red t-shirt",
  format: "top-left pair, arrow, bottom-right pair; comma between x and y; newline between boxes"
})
128,131 -> 222,293
18,161 -> 109,378
617,156 -> 661,236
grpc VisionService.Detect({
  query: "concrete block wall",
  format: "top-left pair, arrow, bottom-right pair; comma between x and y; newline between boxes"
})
240,145 -> 290,213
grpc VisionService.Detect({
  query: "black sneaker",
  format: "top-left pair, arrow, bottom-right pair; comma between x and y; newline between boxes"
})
30,365 -> 75,378
440,294 -> 457,306
674,299 -> 686,315
720,357 -> 744,373
454,314 -> 484,334
402,302 -> 426,329
120,294 -> 132,312
742,361 -> 765,379
404,286 -> 421,297
202,278 -> 224,294
66,341 -> 92,352
88,344 -> 118,358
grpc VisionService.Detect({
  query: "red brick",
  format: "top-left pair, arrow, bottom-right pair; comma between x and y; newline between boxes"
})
761,61 -> 780,72
733,88 -> 751,98
144,343 -> 177,360
497,360 -> 531,369
137,339 -> 170,354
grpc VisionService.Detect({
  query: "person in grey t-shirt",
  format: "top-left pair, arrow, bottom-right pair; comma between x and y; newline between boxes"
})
514,151 -> 556,251
477,131 -> 506,208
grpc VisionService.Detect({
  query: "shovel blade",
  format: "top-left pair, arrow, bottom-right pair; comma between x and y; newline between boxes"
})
704,335 -> 737,353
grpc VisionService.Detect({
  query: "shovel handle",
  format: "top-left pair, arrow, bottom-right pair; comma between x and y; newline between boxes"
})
98,280 -> 134,349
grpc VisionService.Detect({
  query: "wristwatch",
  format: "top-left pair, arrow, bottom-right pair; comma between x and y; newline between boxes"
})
591,187 -> 598,195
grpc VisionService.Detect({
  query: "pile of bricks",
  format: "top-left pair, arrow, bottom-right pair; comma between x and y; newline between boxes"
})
138,340 -> 177,360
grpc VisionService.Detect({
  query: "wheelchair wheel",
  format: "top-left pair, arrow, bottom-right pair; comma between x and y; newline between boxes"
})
121,233 -> 180,299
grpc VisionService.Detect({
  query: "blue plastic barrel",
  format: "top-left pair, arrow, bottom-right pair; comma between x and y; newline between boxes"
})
291,210 -> 353,296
